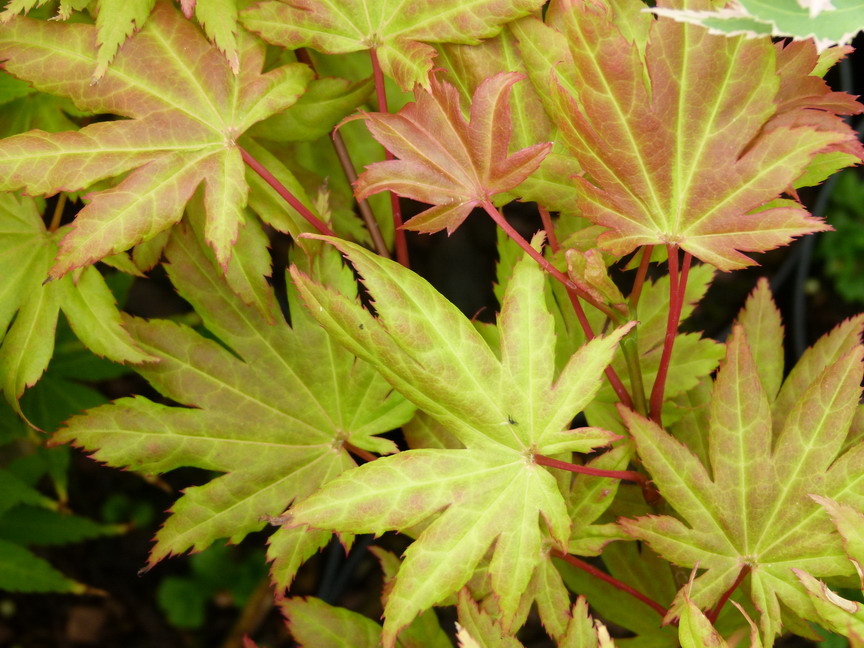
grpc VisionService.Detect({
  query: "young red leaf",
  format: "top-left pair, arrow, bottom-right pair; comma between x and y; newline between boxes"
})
620,323 -> 864,642
353,72 -> 551,235
0,1 -> 312,278
525,0 -> 863,270
240,0 -> 545,90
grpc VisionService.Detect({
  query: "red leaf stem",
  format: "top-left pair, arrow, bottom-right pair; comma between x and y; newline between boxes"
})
369,48 -> 410,268
483,200 -> 633,407
534,453 -> 658,501
706,565 -> 750,624
344,441 -> 377,463
551,550 -> 668,617
238,146 -> 336,237
564,290 -> 633,408
538,205 -> 560,253
649,246 -> 691,424
629,245 -> 654,310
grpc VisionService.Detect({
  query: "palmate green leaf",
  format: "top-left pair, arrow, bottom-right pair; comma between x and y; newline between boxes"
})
352,72 -> 551,236
290,236 -> 632,645
53,223 -> 414,572
0,1 -> 313,278
0,0 -> 242,79
519,0 -> 863,271
240,0 -> 545,91
0,193 -> 154,409
620,320 -> 864,642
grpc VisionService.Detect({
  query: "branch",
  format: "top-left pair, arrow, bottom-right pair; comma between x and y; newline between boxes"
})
344,441 -> 376,463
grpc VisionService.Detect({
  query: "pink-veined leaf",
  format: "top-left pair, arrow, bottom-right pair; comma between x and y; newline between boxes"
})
620,319 -> 864,642
353,72 -> 551,235
240,0 -> 545,90
52,224 -> 413,576
521,0 -> 863,270
0,1 -> 313,278
289,235 -> 632,645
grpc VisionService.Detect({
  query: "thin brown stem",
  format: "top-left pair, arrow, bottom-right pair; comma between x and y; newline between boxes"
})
535,454 -> 658,502
552,550 -> 668,617
538,206 -> 560,253
48,194 -> 67,232
707,565 -> 750,624
344,441 -> 376,463
649,246 -> 691,425
369,48 -> 409,268
331,130 -> 391,258
629,245 -> 653,310
238,146 -> 336,237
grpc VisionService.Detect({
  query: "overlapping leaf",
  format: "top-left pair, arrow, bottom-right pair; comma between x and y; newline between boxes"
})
289,236 -> 632,644
620,318 -> 864,641
435,29 -> 584,217
0,193 -> 153,409
0,0 -> 242,79
652,0 -> 864,52
518,0 -> 863,270
352,72 -> 551,235
0,1 -> 313,277
53,223 -> 414,572
240,0 -> 545,90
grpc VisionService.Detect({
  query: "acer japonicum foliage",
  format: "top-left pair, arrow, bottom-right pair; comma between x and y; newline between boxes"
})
1,0 -> 864,646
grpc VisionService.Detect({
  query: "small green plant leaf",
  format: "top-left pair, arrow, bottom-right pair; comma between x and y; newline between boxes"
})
54,224 -> 413,570
282,597 -> 383,648
620,322 -> 864,641
0,2 -> 313,277
290,236 -> 631,644
353,72 -> 551,235
0,194 -> 153,408
240,0 -> 545,90
0,505 -> 124,545
0,538 -> 86,593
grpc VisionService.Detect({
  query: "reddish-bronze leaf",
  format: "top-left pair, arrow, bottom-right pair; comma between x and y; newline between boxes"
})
529,0 -> 863,270
353,72 -> 551,235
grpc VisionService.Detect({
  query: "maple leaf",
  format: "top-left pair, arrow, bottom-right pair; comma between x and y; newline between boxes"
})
52,224 -> 414,570
0,1 -> 313,277
0,0 -> 242,79
289,235 -> 632,645
619,319 -> 864,641
0,193 -> 154,410
434,29 -> 585,218
352,72 -> 551,235
519,0 -> 863,270
240,0 -> 545,91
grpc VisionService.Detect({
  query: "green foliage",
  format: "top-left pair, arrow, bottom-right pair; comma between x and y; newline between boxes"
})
0,0 -> 861,647
817,171 -> 864,303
